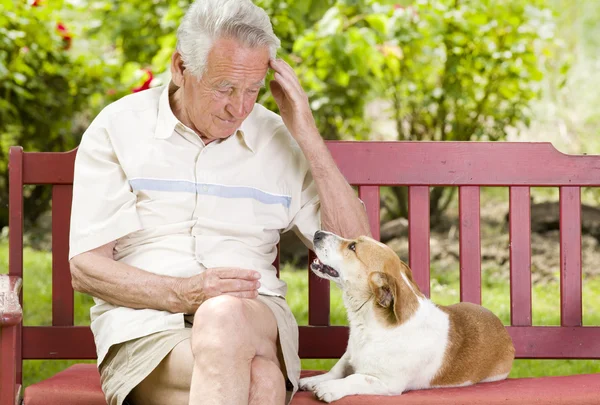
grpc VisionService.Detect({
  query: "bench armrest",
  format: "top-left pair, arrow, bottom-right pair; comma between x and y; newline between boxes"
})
0,275 -> 23,327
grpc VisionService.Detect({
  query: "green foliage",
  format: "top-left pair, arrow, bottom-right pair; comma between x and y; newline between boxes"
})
0,0 -> 123,229
290,0 -> 557,142
0,0 -> 573,226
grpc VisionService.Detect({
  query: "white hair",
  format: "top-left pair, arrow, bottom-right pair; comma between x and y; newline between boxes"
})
176,0 -> 280,78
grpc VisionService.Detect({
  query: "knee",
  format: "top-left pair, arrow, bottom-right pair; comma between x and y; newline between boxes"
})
191,296 -> 252,357
250,356 -> 286,405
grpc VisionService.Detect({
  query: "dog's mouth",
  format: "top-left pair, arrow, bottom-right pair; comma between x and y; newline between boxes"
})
311,258 -> 340,278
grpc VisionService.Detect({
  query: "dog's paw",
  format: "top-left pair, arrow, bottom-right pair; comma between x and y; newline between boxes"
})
299,374 -> 333,392
313,381 -> 345,403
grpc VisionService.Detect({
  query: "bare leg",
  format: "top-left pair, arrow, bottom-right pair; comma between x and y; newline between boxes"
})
189,295 -> 281,405
248,355 -> 286,405
129,295 -> 286,405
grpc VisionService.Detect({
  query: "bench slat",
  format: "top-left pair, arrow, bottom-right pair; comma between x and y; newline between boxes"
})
560,187 -> 583,327
21,324 -> 600,360
22,150 -> 76,185
52,185 -> 74,327
358,186 -> 380,240
328,142 -> 600,186
21,143 -> 600,186
7,147 -> 24,394
408,186 -> 430,297
297,325 -> 600,359
8,147 -> 24,278
510,187 -> 532,326
459,186 -> 481,305
22,326 -> 96,359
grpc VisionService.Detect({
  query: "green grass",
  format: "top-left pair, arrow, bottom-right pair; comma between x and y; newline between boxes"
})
1,243 -> 599,387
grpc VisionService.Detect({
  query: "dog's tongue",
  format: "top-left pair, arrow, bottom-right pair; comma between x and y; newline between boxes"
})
311,258 -> 340,278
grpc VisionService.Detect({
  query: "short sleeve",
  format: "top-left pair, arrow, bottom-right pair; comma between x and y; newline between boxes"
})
68,122 -> 142,259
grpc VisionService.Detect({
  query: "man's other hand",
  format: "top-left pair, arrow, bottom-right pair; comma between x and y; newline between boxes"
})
176,268 -> 262,313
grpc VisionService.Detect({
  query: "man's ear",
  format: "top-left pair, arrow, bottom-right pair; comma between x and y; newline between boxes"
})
170,51 -> 186,88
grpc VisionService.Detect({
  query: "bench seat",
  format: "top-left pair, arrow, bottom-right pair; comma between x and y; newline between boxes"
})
23,365 -> 600,405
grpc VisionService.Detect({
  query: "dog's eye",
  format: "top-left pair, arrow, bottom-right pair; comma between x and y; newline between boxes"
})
348,242 -> 356,252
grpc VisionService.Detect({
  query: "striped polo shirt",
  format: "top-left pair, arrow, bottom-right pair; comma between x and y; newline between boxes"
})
68,84 -> 320,365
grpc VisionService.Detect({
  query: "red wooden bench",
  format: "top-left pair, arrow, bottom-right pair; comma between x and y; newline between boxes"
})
1,142 -> 600,405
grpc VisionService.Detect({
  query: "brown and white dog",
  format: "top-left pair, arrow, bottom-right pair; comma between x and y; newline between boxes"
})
298,231 -> 515,403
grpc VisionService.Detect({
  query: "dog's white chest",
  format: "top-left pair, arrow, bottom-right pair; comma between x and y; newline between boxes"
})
348,301 -> 451,390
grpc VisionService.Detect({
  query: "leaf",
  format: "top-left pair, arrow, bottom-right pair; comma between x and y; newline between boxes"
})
365,14 -> 389,36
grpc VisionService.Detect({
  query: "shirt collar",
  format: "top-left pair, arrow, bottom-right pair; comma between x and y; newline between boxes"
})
154,82 -> 257,153
236,124 -> 255,153
153,83 -> 179,140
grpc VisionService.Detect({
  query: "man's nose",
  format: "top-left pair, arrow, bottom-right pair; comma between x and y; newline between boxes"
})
227,94 -> 246,119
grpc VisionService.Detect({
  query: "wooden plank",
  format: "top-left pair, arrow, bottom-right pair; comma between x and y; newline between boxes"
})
7,146 -> 24,388
560,187 -> 583,327
459,186 -> 481,304
22,327 -> 96,360
0,325 -> 19,405
509,187 -> 532,326
52,185 -> 74,326
8,147 -> 24,279
358,186 -> 380,240
22,149 -> 77,185
327,142 -> 600,186
21,143 -> 600,187
408,186 -> 430,297
298,326 -> 600,359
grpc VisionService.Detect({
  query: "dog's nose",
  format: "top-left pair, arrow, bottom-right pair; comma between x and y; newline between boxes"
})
313,231 -> 325,244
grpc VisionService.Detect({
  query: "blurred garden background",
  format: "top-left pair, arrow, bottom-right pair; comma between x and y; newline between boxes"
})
1,0 -> 599,388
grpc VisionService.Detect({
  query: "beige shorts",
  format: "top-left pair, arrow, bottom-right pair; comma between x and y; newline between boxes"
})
99,295 -> 301,405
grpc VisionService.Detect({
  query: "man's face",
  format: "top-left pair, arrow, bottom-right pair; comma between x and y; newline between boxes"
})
174,38 -> 270,143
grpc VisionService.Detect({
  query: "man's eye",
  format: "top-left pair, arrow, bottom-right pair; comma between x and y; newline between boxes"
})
218,88 -> 232,95
348,242 -> 356,252
248,88 -> 260,94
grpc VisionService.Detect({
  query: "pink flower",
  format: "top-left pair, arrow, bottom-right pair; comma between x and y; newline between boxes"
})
132,70 -> 154,93
56,22 -> 72,50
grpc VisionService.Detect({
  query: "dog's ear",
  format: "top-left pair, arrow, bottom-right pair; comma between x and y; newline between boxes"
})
400,261 -> 415,283
368,271 -> 403,326
368,271 -> 397,309
368,266 -> 420,327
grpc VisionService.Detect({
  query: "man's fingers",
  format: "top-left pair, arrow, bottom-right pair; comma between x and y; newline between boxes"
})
226,290 -> 259,299
270,59 -> 303,94
273,72 -> 304,105
213,267 -> 261,280
219,279 -> 261,293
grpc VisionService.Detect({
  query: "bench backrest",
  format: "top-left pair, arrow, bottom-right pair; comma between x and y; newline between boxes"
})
7,142 -> 600,373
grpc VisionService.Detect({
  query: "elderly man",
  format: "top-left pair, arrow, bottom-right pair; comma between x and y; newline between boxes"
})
68,0 -> 370,404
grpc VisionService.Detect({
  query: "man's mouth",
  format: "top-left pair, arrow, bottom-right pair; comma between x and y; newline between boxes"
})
217,116 -> 236,125
311,258 -> 339,278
